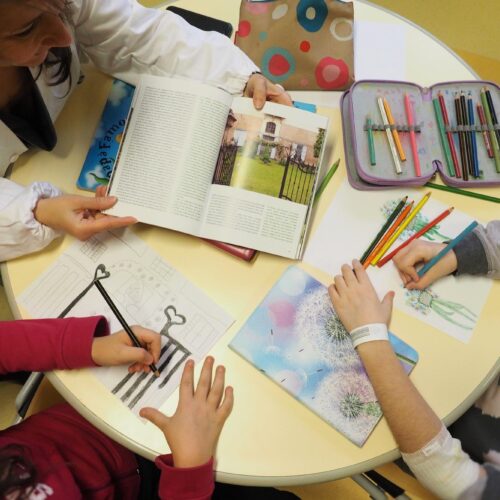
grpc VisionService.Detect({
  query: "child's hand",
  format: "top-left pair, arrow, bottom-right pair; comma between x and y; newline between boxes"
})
34,188 -> 136,241
91,327 -> 161,372
140,357 -> 233,468
329,260 -> 394,332
393,240 -> 457,290
244,73 -> 293,110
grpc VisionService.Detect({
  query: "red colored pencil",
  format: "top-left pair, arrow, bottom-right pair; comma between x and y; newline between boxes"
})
477,104 -> 494,158
438,93 -> 461,178
377,206 -> 455,267
363,201 -> 414,269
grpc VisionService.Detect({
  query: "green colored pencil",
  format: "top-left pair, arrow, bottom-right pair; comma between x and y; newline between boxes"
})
425,181 -> 500,204
314,159 -> 340,203
433,97 -> 455,176
367,117 -> 376,165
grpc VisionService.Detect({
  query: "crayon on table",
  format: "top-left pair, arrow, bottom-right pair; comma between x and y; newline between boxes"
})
438,92 -> 461,178
366,117 -> 376,166
377,206 -> 454,267
480,89 -> 500,173
477,104 -> 494,158
417,221 -> 478,278
363,201 -> 414,269
371,191 -> 432,265
433,97 -> 455,177
404,93 -> 421,177
377,97 -> 402,174
467,93 -> 479,178
383,97 -> 406,161
360,195 -> 408,264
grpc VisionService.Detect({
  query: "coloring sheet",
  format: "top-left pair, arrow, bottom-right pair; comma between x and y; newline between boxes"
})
19,230 -> 233,414
230,266 -> 418,447
303,181 -> 492,343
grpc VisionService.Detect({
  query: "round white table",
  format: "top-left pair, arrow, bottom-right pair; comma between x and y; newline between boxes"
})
2,0 -> 499,486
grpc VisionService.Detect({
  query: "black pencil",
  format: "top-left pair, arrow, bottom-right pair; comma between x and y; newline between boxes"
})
484,87 -> 500,145
94,279 -> 160,377
460,91 -> 473,176
360,195 -> 408,264
454,93 -> 468,181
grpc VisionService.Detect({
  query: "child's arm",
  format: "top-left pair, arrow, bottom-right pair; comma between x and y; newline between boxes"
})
329,260 -> 491,499
0,317 -> 160,374
140,357 -> 233,499
393,221 -> 500,289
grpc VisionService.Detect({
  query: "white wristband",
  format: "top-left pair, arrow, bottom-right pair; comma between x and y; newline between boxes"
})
350,323 -> 389,348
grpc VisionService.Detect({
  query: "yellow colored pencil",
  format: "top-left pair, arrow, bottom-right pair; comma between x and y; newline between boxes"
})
383,97 -> 406,161
371,191 -> 432,265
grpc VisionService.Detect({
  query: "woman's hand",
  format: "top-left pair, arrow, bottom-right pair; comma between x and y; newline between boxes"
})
91,326 -> 161,373
329,260 -> 394,332
393,240 -> 457,290
140,356 -> 234,468
244,73 -> 293,110
34,186 -> 136,240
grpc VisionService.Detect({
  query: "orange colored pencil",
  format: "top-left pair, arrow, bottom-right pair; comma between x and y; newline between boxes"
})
377,206 -> 454,267
363,200 -> 414,269
383,97 -> 406,161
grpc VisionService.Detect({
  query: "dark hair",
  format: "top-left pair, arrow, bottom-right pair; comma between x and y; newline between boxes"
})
0,445 -> 37,499
43,46 -> 72,88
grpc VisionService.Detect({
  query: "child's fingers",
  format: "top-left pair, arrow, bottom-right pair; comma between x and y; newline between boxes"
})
207,365 -> 226,409
195,356 -> 214,400
341,263 -> 357,286
352,259 -> 370,284
179,359 -> 195,400
140,407 -> 171,431
217,386 -> 234,422
334,274 -> 347,293
328,283 -> 340,304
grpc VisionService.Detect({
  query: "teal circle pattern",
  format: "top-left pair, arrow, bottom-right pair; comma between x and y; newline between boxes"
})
296,0 -> 328,32
261,47 -> 296,83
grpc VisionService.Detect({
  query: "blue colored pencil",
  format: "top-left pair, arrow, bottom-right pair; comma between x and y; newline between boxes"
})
417,221 -> 478,278
467,93 -> 479,178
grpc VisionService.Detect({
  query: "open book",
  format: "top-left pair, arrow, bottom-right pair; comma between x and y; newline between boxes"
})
106,76 -> 329,259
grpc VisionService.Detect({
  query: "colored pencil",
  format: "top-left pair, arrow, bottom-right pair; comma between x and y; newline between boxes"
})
383,97 -> 406,161
484,87 -> 500,145
377,206 -> 454,267
477,104 -> 494,158
360,196 -> 408,264
426,181 -> 500,203
480,88 -> 500,173
438,92 -> 461,178
371,191 -> 432,265
467,93 -> 479,178
460,91 -> 473,176
433,97 -> 454,176
314,159 -> 340,203
454,93 -> 469,180
94,279 -> 160,377
404,94 -> 421,177
363,201 -> 414,269
417,221 -> 478,278
377,97 -> 402,174
366,117 -> 376,166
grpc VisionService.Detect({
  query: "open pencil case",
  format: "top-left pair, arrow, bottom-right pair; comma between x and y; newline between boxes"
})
341,79 -> 500,190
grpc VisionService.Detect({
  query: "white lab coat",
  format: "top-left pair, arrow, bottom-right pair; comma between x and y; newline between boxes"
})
0,0 -> 258,261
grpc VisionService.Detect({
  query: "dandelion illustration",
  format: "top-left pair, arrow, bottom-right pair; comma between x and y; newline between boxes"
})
381,200 -> 450,242
295,285 -> 360,368
312,370 -> 382,446
405,288 -> 477,330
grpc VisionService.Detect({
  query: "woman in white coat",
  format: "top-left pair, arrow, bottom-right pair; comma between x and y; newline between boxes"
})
0,0 -> 290,261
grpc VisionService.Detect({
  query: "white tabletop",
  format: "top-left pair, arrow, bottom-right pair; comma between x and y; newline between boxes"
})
2,0 -> 499,487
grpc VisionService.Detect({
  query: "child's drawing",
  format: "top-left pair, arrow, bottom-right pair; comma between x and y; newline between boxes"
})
230,266 -> 418,447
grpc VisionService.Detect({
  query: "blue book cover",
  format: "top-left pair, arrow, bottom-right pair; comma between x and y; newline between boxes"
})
230,266 -> 418,447
77,80 -> 135,191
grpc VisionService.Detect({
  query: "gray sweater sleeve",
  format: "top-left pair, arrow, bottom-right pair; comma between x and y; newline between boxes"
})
454,221 -> 500,279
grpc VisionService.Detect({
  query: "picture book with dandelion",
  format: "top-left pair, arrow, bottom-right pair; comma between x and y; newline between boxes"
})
229,266 -> 419,447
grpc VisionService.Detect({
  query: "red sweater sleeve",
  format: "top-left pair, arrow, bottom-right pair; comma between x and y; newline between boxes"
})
0,316 -> 109,374
156,454 -> 214,500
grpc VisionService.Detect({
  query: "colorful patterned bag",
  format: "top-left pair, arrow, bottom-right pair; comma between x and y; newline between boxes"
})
235,0 -> 354,91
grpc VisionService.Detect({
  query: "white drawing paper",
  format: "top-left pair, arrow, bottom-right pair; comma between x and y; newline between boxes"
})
303,182 -> 492,343
19,229 -> 233,413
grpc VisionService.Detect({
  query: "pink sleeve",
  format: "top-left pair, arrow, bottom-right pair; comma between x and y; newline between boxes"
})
0,316 -> 109,374
156,454 -> 214,500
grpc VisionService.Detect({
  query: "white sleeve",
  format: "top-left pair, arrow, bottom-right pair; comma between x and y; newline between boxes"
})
71,0 -> 259,93
0,178 -> 62,261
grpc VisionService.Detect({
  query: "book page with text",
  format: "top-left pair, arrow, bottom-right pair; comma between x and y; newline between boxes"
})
107,76 -> 232,235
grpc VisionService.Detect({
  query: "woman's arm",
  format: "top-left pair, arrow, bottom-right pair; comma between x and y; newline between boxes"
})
71,0 -> 258,94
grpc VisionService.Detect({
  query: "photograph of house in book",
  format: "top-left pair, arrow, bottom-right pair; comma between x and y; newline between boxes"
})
212,107 -> 326,206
